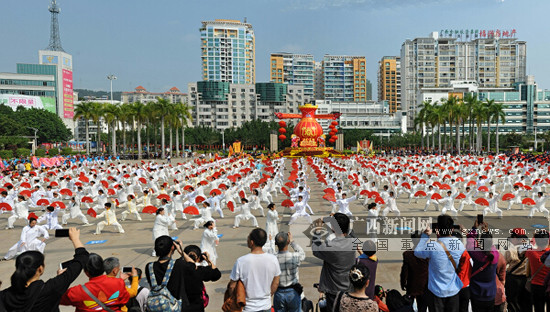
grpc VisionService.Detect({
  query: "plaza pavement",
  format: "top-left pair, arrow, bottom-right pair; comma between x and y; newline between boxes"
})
0,158 -> 548,311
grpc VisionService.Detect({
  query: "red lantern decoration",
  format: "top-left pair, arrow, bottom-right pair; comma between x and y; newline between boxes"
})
279,135 -> 287,141
331,135 -> 338,141
278,128 -> 286,134
331,121 -> 338,126
329,125 -> 335,129
329,139 -> 335,143
329,130 -> 336,136
278,121 -> 287,127
332,128 -> 338,133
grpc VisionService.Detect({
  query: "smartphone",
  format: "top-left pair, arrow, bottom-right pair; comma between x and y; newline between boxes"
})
55,229 -> 70,237
477,214 -> 483,224
60,260 -> 71,270
122,267 -> 132,273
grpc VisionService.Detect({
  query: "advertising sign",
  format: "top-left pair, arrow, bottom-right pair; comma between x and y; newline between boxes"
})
0,94 -> 56,113
62,69 -> 74,118
40,97 -> 57,114
41,55 -> 59,64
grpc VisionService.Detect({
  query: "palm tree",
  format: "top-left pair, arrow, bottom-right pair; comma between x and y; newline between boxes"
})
89,102 -> 104,154
484,99 -> 495,152
154,98 -> 173,159
490,103 -> 506,154
472,102 -> 487,153
118,103 -> 133,154
416,101 -> 432,150
73,102 -> 93,154
176,101 -> 193,156
463,94 -> 479,152
132,102 -> 148,159
102,103 -> 120,156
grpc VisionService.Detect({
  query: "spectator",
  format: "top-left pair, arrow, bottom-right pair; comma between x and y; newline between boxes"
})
273,231 -> 306,312
228,228 -> 281,312
400,231 -> 429,312
333,263 -> 378,312
0,228 -> 88,311
311,213 -> 356,312
414,215 -> 465,312
466,221 -> 499,312
145,236 -> 195,309
60,253 -> 130,311
374,285 -> 389,312
504,229 -> 530,312
125,268 -> 149,312
182,244 -> 222,311
494,249 -> 506,312
453,230 -> 471,312
103,257 -> 139,312
357,240 -> 378,300
386,289 -> 414,312
525,229 -> 550,312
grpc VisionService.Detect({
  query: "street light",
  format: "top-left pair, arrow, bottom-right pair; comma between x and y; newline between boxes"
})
222,131 -> 225,151
534,126 -> 538,151
27,127 -> 38,155
107,74 -> 117,104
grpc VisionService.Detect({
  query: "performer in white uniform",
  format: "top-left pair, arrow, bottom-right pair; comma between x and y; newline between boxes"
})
483,192 -> 503,218
458,187 -> 476,211
382,191 -> 401,217
438,191 -> 459,217
38,206 -> 63,230
7,196 -> 30,229
4,218 -> 49,260
528,192 -> 549,218
120,194 -> 142,221
200,220 -> 219,265
232,198 -> 259,228
151,207 -> 174,256
265,203 -> 279,240
193,201 -> 215,230
62,197 -> 90,226
335,193 -> 357,217
289,196 -> 313,225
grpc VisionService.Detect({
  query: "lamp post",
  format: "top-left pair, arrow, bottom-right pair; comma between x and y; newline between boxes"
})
222,131 -> 225,151
534,126 -> 538,151
107,74 -> 117,104
27,127 -> 38,155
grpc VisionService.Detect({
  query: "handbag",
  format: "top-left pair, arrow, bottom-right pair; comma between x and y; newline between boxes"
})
82,284 -> 116,312
526,263 -> 545,292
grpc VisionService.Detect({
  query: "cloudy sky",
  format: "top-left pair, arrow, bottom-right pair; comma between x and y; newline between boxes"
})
2,0 -> 548,96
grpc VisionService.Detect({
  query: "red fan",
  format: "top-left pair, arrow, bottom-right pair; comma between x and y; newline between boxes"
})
477,186 -> 489,192
81,196 -> 94,204
522,198 -> 536,206
414,190 -> 427,197
360,190 -> 370,196
199,180 -> 208,186
157,194 -> 171,201
324,188 -> 336,194
184,185 -> 193,191
183,206 -> 200,215
456,193 -> 466,200
323,193 -> 336,202
250,182 -> 260,190
28,212 -> 38,220
20,182 -> 31,189
374,197 -> 385,205
19,190 -> 32,197
281,187 -> 290,197
0,203 -> 12,211
51,201 -> 66,209
87,208 -> 97,218
369,191 -> 380,199
3,183 -> 13,188
123,174 -> 130,179
238,190 -> 245,199
29,171 -> 37,176
475,198 -> 489,206
142,205 -> 158,214
352,180 -> 360,187
433,181 -> 442,189
75,182 -> 83,187
101,180 -> 109,188
502,193 -> 515,201
79,176 -> 89,183
456,177 -> 465,182
49,181 -> 59,187
523,185 -> 532,191
0,188 -> 6,193
431,193 -> 442,200
195,196 -> 206,204
514,182 -> 524,188
37,199 -> 50,206
227,201 -> 235,212
288,175 -> 298,182
59,188 -> 73,196
138,177 -> 147,184
401,182 -> 411,190
218,183 -> 228,190
107,176 -> 115,181
285,182 -> 295,188
439,184 -> 451,190
281,199 -> 294,207
210,189 -> 222,196
467,181 -> 477,186
107,189 -> 116,195
418,179 -> 426,185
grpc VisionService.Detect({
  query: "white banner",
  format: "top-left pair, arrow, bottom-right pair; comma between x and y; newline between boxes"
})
0,94 -> 45,111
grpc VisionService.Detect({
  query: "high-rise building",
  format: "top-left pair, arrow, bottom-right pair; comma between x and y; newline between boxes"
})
366,79 -> 373,101
378,56 -> 401,113
122,86 -> 187,104
270,53 -> 314,98
322,55 -> 367,102
401,31 -> 526,127
314,61 -> 323,100
200,19 -> 255,84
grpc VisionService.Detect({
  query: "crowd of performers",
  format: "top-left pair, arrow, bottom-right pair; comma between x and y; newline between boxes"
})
1,153 -> 549,262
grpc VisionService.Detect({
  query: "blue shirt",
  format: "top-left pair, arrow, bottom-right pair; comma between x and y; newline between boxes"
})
414,234 -> 465,298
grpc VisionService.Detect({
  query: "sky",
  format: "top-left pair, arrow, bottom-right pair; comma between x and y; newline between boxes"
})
2,0 -> 549,97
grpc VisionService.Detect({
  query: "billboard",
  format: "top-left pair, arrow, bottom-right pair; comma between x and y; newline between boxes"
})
62,69 -> 74,118
0,94 -> 56,113
41,55 -> 59,65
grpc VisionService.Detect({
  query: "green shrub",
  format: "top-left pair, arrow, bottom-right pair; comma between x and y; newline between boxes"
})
0,150 -> 14,159
15,148 -> 31,157
47,149 -> 59,156
61,147 -> 73,155
35,148 -> 46,157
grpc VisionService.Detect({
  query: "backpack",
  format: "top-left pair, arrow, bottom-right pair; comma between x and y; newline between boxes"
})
126,286 -> 144,312
146,259 -> 182,312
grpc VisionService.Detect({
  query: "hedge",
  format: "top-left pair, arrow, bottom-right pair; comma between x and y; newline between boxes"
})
0,150 -> 14,159
35,148 -> 46,157
47,149 -> 59,156
61,147 -> 73,155
15,148 -> 31,157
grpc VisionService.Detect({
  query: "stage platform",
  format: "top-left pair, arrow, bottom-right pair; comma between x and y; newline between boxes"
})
279,147 -> 345,158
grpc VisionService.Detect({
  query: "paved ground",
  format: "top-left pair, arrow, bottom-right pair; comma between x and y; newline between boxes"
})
0,158 -> 548,311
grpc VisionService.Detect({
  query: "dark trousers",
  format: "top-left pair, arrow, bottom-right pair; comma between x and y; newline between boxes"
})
412,293 -> 428,312
321,293 -> 336,312
458,287 -> 470,312
531,284 -> 550,312
427,290 -> 460,312
506,274 -> 531,312
471,298 -> 495,312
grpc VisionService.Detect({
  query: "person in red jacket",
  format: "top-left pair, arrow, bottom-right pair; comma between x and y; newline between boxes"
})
60,253 -> 130,312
